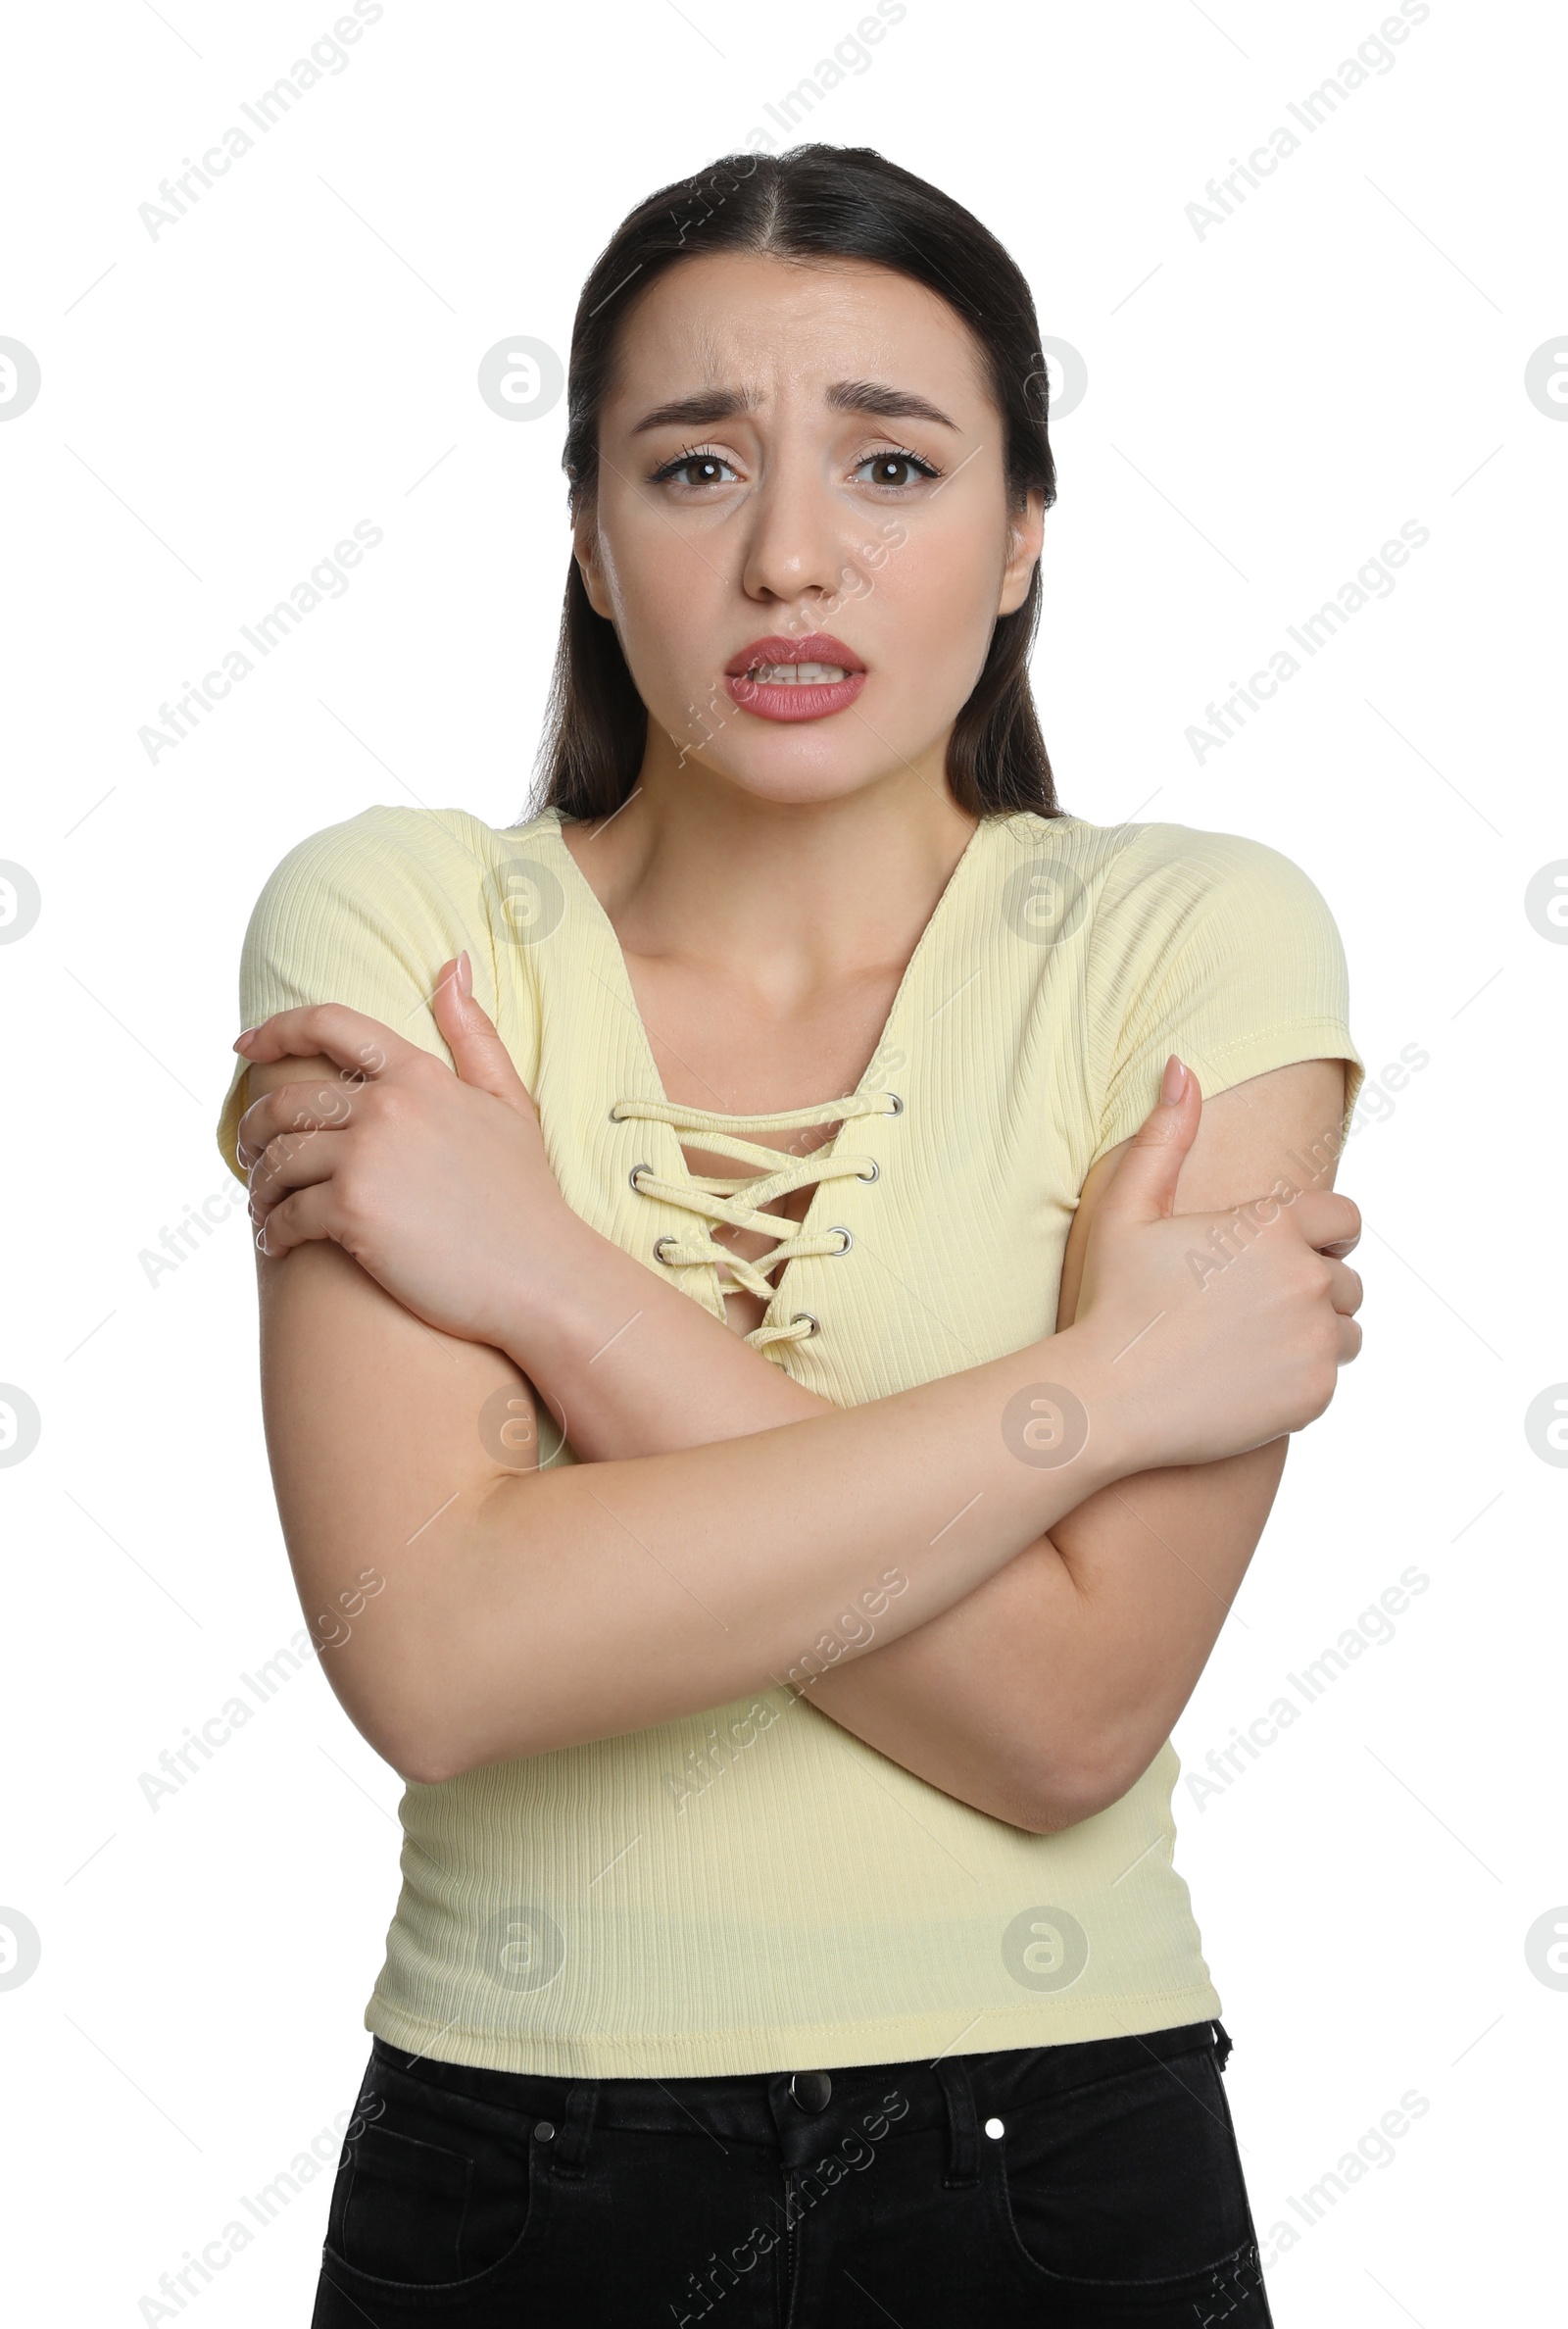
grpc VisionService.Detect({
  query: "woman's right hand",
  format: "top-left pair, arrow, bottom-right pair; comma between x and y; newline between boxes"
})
233,952 -> 582,1353
1065,1055 -> 1363,1472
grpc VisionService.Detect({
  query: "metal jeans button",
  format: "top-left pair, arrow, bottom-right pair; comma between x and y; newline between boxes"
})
788,2070 -> 832,2112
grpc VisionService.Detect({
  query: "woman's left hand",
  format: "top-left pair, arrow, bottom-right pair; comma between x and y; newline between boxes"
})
234,951 -> 575,1348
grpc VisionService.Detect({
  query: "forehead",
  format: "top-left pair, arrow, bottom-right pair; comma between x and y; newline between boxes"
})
604,250 -> 993,416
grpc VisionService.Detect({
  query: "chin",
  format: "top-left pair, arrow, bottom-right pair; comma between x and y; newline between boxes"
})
681,742 -> 906,812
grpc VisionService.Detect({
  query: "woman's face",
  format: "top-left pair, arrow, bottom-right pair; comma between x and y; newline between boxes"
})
575,251 -> 1044,810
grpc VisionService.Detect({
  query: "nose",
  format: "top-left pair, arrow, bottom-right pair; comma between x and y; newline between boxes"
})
737,453 -> 851,616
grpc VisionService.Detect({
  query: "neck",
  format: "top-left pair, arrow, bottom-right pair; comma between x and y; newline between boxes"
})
557,740 -> 980,998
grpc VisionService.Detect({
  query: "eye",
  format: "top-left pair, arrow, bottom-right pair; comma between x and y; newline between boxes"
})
649,445 -> 740,491
853,447 -> 942,490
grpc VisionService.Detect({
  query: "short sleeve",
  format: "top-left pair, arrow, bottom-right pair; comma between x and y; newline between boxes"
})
1084,822 -> 1365,1170
214,805 -> 531,1186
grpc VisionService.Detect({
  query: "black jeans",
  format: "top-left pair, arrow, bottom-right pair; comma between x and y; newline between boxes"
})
312,2020 -> 1273,2326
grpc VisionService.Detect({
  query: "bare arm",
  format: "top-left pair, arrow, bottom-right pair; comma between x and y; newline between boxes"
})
240,1001 -> 1360,1788
406,1038 -> 1344,1829
806,1061 -> 1347,1829
331,982 -> 1344,1829
254,1215 -> 1134,1784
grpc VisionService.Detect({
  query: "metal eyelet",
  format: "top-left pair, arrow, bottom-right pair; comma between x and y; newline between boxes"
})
827,1226 -> 853,1255
791,1312 -> 820,1338
629,1162 -> 652,1191
856,1159 -> 879,1183
653,1235 -> 678,1264
883,1092 -> 904,1115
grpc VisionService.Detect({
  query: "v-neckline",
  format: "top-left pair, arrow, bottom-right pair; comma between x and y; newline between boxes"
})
540,803 -> 995,1129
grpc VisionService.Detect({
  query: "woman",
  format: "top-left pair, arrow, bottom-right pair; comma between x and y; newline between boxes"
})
219,145 -> 1365,2326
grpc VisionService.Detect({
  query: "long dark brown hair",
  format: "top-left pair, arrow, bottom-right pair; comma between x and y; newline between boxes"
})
534,143 -> 1063,824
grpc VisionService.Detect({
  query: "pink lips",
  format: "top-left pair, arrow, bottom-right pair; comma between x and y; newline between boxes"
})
723,631 -> 868,723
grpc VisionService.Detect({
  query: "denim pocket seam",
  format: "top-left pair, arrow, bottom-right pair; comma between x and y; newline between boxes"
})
990,2176 -> 1265,2306
322,2104 -> 549,2301
983,2034 -> 1225,2138
352,2119 -> 473,2197
985,2049 -> 1262,2298
320,2192 -> 550,2310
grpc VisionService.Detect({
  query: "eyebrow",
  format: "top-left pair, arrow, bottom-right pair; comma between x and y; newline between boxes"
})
628,378 -> 959,435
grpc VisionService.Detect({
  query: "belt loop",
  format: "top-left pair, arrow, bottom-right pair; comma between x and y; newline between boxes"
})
1212,2020 -> 1234,2075
548,2077 -> 599,2179
930,2057 -> 979,2189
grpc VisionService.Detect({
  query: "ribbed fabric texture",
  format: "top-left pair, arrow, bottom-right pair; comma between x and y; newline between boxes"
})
216,804 -> 1364,2077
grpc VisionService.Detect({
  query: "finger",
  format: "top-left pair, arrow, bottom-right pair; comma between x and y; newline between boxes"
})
236,1073 -> 366,1169
253,1180 -> 339,1261
248,1124 -> 342,1220
1323,1257 -> 1363,1316
429,952 -> 536,1114
234,1001 -> 407,1080
1279,1188 -> 1361,1257
1095,1057 -> 1202,1226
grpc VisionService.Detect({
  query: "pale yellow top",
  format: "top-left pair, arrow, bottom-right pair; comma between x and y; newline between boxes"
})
216,802 -> 1364,2077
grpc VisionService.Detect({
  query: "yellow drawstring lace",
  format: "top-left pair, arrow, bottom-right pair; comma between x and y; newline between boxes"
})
611,1089 -> 899,1352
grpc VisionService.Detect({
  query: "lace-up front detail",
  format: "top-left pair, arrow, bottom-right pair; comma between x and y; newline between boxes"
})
612,1088 -> 903,1353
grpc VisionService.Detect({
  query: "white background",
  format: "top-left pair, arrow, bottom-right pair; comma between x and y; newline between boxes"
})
2,1 -> 1563,2320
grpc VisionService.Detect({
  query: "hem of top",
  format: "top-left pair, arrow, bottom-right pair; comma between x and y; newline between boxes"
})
363,1983 -> 1226,2079
1092,1015 -> 1363,1164
1190,1011 -> 1359,1059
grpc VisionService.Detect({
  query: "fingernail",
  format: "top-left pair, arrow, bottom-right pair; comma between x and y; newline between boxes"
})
1159,1055 -> 1188,1106
456,949 -> 472,998
233,1028 -> 259,1053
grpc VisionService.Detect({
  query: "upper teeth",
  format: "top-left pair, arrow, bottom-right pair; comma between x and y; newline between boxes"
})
749,662 -> 848,683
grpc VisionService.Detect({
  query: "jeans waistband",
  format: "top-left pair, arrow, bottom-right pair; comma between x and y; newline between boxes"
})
369,2021 -> 1225,2186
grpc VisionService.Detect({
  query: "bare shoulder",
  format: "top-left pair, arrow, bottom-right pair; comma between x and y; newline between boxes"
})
1055,1058 -> 1348,1330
